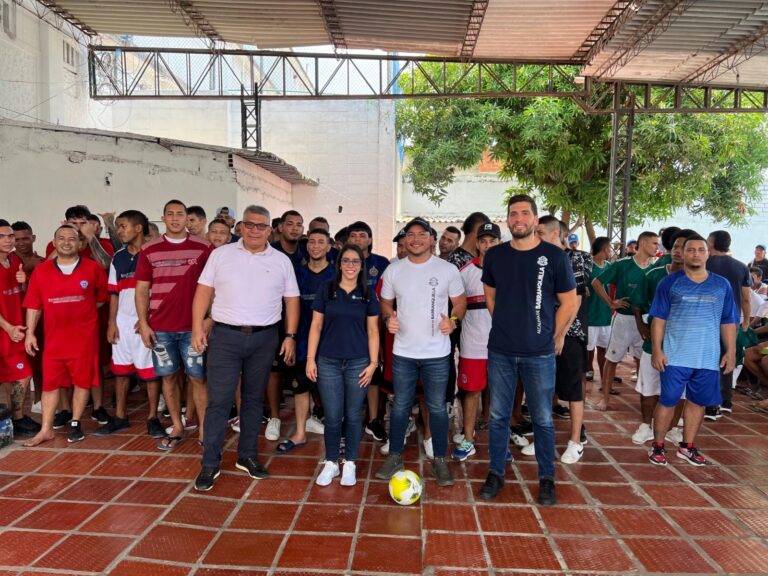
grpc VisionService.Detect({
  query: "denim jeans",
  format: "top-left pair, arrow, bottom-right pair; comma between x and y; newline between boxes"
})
152,331 -> 206,378
390,354 -> 450,458
316,356 -> 370,461
488,350 -> 556,479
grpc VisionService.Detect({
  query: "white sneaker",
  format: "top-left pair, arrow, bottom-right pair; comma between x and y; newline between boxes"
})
380,440 -> 390,455
230,417 -> 240,433
522,442 -> 536,456
665,426 -> 683,445
165,415 -> 191,435
452,432 -> 465,444
305,415 -> 325,435
340,460 -> 357,486
157,395 -> 166,413
423,437 -> 434,459
631,371 -> 638,382
560,440 -> 584,464
631,422 -> 654,445
316,460 -> 339,486
265,418 -> 281,441
510,432 -> 530,447
31,401 -> 42,414
677,417 -> 684,427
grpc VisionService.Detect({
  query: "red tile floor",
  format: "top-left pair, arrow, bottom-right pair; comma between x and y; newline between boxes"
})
1,361 -> 768,575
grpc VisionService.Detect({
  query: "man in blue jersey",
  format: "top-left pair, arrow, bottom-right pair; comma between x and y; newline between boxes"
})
648,235 -> 738,467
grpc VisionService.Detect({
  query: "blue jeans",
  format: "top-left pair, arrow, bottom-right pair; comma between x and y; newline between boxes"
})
390,354 -> 450,458
316,356 -> 369,461
488,350 -> 556,479
151,331 -> 205,378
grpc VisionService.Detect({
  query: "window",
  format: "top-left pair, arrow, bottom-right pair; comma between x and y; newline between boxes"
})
63,40 -> 78,68
2,0 -> 17,39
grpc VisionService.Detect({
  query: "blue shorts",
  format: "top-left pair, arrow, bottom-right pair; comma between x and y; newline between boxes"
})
151,331 -> 206,378
659,365 -> 720,408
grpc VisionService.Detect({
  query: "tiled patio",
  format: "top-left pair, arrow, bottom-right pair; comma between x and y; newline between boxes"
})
1,363 -> 768,576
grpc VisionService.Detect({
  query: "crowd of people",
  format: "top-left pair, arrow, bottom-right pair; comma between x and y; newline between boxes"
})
0,195 -> 761,505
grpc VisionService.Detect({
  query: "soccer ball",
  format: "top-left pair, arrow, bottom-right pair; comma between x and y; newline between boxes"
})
388,470 -> 423,505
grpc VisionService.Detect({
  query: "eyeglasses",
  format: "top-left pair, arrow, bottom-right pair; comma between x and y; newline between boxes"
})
242,222 -> 269,231
340,258 -> 362,266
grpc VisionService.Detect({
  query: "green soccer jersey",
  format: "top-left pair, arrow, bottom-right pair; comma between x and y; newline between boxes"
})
587,261 -> 613,327
598,256 -> 653,316
632,264 -> 671,354
652,253 -> 672,269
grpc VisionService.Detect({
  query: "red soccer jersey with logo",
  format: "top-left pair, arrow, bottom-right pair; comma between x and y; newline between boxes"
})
46,238 -> 115,260
0,253 -> 25,357
134,235 -> 211,332
23,258 -> 109,359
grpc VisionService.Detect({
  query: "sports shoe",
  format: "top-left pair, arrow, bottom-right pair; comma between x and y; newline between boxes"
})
265,418 -> 281,441
316,460 -> 339,486
676,444 -> 706,466
452,432 -> 465,444
31,401 -> 42,414
479,471 -> 504,500
306,415 -> 325,435
405,416 -> 416,437
432,457 -> 454,486
506,448 -> 514,463
147,417 -> 166,439
194,467 -> 220,491
631,371 -> 638,382
375,453 -> 404,480
704,407 -> 722,421
665,426 -> 683,445
423,437 -> 434,459
648,442 -> 668,466
91,406 -> 110,424
560,440 -> 584,464
510,432 -> 530,447
340,460 -> 357,486
156,394 -> 166,413
67,420 -> 85,443
364,418 -> 387,441
580,424 -> 588,445
552,404 -> 570,419
12,415 -> 41,437
166,415 -> 198,435
53,410 -> 72,429
379,440 -> 390,455
538,477 -> 556,506
720,403 -> 733,414
522,442 -> 536,456
510,420 -> 533,437
452,439 -> 476,461
585,370 -> 594,382
93,416 -> 130,436
230,417 -> 240,433
631,422 -> 655,445
235,457 -> 269,479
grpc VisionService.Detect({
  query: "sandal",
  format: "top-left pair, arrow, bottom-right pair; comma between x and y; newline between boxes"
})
748,403 -> 768,414
157,435 -> 183,451
275,439 -> 306,454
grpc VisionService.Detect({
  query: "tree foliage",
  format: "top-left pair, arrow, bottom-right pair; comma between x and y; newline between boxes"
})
396,64 -> 768,233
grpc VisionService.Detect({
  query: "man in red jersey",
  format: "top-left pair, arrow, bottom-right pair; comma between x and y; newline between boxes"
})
0,220 -> 41,438
22,225 -> 108,446
135,199 -> 212,451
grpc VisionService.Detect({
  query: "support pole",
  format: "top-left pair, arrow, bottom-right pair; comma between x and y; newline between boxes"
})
607,86 -> 634,256
240,82 -> 262,150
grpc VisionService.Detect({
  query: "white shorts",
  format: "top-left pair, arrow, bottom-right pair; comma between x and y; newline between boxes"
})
636,351 -> 686,399
111,314 -> 157,380
587,326 -> 611,351
605,313 -> 644,363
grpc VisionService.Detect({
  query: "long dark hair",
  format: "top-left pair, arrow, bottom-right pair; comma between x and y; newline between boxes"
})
329,243 -> 369,302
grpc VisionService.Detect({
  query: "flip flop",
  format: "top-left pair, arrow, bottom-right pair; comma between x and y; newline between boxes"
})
748,403 -> 768,414
610,389 -> 621,396
157,435 -> 183,451
275,439 -> 306,454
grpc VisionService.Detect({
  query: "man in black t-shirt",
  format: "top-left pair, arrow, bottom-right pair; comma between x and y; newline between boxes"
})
448,212 -> 490,270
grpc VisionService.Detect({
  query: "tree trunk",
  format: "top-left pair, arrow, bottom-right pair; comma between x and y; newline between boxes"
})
561,209 -> 571,225
585,215 -> 597,243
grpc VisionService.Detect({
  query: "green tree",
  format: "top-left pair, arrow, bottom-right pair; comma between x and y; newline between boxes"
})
396,65 -> 768,238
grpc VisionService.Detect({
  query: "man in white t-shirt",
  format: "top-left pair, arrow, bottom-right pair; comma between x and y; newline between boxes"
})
375,217 -> 467,486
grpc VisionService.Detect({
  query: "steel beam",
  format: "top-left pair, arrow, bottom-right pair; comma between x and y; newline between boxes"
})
460,0 -> 489,59
606,87 -> 635,256
316,0 -> 347,50
241,83 -> 261,150
168,0 -> 222,42
572,0 -> 648,65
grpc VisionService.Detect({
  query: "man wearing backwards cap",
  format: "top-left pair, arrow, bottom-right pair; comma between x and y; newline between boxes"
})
376,217 -> 467,487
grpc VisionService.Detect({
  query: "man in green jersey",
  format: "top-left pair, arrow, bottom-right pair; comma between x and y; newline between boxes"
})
586,237 -> 613,385
651,227 -> 680,271
592,231 -> 660,411
629,230 -> 696,444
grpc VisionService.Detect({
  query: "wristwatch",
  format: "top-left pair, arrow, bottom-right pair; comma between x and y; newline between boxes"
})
450,315 -> 461,328
285,333 -> 297,339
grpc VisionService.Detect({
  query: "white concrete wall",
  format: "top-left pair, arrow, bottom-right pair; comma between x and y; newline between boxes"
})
0,121 -> 293,243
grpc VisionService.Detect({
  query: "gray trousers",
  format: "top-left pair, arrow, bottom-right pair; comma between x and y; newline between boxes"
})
202,324 -> 278,468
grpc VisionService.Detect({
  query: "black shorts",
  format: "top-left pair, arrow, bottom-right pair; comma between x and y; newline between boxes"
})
556,336 -> 586,402
284,361 -> 313,394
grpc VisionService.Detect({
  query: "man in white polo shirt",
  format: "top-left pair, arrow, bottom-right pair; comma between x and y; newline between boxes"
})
191,205 -> 300,491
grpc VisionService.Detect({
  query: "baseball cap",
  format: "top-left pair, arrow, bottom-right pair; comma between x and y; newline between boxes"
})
392,228 -> 406,242
567,233 -> 579,245
403,217 -> 432,234
627,239 -> 638,246
476,222 -> 501,240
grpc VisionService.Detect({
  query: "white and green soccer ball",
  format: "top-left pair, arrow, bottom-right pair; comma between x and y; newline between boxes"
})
388,469 -> 423,505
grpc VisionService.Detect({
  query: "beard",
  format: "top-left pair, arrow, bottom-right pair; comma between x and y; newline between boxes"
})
511,224 -> 535,239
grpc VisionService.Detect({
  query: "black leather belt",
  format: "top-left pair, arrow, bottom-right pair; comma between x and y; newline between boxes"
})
214,321 -> 278,333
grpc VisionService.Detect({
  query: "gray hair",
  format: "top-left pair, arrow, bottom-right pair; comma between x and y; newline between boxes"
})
243,205 -> 270,222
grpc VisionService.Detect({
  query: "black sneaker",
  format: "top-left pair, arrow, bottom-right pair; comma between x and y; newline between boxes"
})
538,477 -> 556,506
365,418 -> 388,442
147,417 -> 166,439
235,458 -> 269,479
67,420 -> 85,444
704,407 -> 722,421
53,410 -> 72,430
580,424 -> 588,445
510,420 -> 533,437
12,415 -> 41,437
479,471 -> 504,500
585,371 -> 594,382
93,416 -> 129,436
91,406 -> 110,424
194,467 -> 220,491
613,376 -> 623,384
720,403 -> 733,414
552,404 -> 570,419
521,404 -> 529,415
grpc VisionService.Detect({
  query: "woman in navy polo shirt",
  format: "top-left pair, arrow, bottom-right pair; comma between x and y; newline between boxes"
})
307,244 -> 380,487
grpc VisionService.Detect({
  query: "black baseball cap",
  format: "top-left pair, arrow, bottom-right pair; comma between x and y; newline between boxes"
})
403,217 -> 432,234
476,222 -> 501,240
392,228 -> 406,242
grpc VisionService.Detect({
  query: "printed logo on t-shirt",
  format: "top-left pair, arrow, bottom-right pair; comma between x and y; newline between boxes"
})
537,256 -> 548,267
16,362 -> 24,370
369,266 -> 378,277
534,258 -> 547,334
80,280 -> 89,289
428,277 -> 439,287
